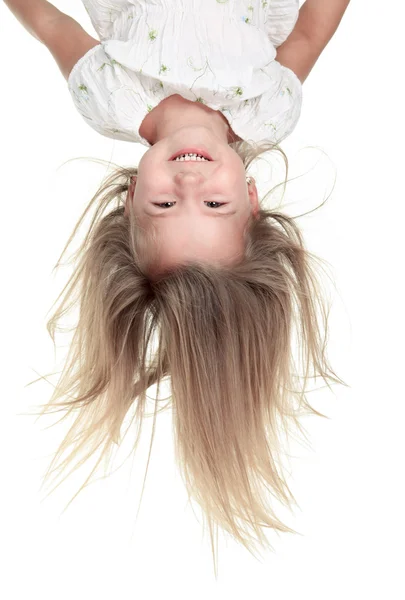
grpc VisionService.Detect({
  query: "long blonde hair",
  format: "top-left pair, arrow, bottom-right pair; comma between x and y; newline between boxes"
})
26,139 -> 347,576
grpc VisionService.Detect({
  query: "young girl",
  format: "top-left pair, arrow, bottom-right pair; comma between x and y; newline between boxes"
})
5,0 -> 351,576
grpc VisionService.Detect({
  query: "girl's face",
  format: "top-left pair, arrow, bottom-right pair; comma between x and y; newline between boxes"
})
125,97 -> 259,270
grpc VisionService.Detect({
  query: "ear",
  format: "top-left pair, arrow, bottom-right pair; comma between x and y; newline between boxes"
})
248,177 -> 260,219
124,176 -> 137,217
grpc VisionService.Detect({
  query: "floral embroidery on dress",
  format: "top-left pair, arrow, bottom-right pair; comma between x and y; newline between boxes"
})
97,59 -> 123,72
159,64 -> 170,76
221,86 -> 244,101
264,121 -> 277,133
69,85 -> 93,120
69,0 -> 302,146
78,84 -> 90,101
241,5 -> 254,24
187,57 -> 206,72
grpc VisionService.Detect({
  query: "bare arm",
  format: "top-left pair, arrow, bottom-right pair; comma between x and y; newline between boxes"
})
37,15 -> 100,80
3,0 -> 65,42
3,0 -> 100,80
275,0 -> 351,84
293,0 -> 351,47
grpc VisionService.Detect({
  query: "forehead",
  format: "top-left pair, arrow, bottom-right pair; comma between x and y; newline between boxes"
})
149,218 -> 246,264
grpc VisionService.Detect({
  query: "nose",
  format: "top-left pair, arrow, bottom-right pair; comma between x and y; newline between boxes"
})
174,171 -> 205,186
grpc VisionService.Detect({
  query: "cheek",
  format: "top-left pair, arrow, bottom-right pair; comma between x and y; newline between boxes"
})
228,165 -> 248,189
137,153 -> 154,179
137,155 -> 164,190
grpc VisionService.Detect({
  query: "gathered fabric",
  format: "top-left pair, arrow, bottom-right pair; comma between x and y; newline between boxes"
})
68,0 -> 302,146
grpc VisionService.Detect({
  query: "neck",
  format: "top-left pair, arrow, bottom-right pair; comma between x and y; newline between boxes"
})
140,95 -> 243,145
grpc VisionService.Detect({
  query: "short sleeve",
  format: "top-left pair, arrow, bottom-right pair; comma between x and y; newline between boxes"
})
263,0 -> 300,49
67,43 -> 151,146
225,59 -> 303,146
81,0 -> 129,42
252,61 -> 303,144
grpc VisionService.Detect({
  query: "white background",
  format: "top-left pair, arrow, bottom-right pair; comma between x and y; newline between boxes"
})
1,1 -> 404,598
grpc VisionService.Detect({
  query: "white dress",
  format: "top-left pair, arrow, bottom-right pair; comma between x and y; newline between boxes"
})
68,0 -> 302,147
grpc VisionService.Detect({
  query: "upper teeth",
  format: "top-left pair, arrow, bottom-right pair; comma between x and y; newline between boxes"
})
174,153 -> 209,161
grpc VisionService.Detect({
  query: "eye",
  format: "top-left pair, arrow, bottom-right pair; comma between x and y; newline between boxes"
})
154,201 -> 226,209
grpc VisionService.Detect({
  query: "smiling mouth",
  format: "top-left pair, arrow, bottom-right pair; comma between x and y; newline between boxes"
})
169,149 -> 214,161
171,159 -> 211,163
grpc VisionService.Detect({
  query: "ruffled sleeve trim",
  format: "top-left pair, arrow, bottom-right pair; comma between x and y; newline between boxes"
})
67,43 -> 103,88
